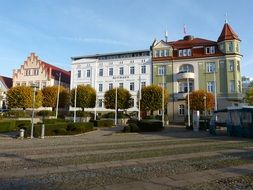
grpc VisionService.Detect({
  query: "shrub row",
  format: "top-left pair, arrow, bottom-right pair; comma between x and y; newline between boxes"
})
92,119 -> 114,127
24,122 -> 94,137
123,119 -> 163,132
0,120 -> 31,133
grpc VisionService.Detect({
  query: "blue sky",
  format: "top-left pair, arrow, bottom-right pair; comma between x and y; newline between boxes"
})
0,0 -> 252,77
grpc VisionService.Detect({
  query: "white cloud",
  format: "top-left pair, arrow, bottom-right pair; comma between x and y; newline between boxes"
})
59,36 -> 130,46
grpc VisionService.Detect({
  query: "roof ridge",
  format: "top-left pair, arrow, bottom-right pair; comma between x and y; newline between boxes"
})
218,23 -> 240,42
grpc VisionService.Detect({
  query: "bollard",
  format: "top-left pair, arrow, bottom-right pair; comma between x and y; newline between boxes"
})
41,124 -> 45,139
20,129 -> 24,139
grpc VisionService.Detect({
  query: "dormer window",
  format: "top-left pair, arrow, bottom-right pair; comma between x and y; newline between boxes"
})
205,46 -> 215,54
178,49 -> 191,57
154,49 -> 170,57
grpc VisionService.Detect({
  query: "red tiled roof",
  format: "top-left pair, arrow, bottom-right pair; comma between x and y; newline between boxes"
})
167,37 -> 216,49
0,75 -> 12,89
41,61 -> 71,84
218,23 -> 240,42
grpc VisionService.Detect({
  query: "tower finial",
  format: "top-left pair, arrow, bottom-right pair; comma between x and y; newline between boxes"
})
225,12 -> 228,24
183,24 -> 187,36
165,30 -> 168,42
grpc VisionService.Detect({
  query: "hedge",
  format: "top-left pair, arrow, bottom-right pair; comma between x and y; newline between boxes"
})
37,110 -> 55,117
0,120 -> 31,133
137,120 -> 163,132
3,110 -> 30,118
93,119 -> 114,127
24,122 -> 94,137
123,123 -> 139,132
43,119 -> 66,124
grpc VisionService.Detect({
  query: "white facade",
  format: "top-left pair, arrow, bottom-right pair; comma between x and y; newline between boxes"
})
242,76 -> 253,94
71,50 -> 151,112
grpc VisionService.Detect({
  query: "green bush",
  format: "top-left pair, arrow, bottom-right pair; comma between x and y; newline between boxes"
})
43,118 -> 66,124
0,120 -> 31,133
137,120 -> 163,132
37,110 -> 55,117
143,115 -> 156,120
53,128 -> 67,135
93,119 -> 114,127
123,123 -> 139,132
24,122 -> 94,137
67,122 -> 94,133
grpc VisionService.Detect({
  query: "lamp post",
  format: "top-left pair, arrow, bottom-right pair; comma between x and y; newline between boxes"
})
30,84 -> 37,139
187,77 -> 191,127
73,85 -> 77,123
203,95 -> 207,128
115,85 -> 118,126
55,72 -> 61,118
138,69 -> 141,121
138,76 -> 141,120
162,71 -> 165,127
94,60 -> 98,120
213,66 -> 217,111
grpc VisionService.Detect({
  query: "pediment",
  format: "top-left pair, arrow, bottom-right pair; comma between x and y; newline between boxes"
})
153,41 -> 172,49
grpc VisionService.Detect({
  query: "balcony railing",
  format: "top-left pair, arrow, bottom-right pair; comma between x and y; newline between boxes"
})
177,72 -> 195,80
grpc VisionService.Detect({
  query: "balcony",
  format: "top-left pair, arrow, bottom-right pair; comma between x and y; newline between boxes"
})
177,72 -> 195,80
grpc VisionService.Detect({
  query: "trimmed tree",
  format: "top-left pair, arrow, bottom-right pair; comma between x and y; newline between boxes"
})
186,90 -> 214,111
70,85 -> 96,111
7,86 -> 42,109
104,88 -> 131,110
140,85 -> 169,115
42,86 -> 70,110
244,86 -> 253,105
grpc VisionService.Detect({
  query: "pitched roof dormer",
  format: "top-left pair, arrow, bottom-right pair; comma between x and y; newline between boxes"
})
218,23 -> 240,42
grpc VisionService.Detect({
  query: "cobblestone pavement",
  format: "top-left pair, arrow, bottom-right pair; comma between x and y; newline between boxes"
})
0,125 -> 253,190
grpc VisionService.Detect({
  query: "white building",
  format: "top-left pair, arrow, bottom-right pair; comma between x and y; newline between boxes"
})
0,76 -> 12,110
242,76 -> 253,95
71,50 -> 151,112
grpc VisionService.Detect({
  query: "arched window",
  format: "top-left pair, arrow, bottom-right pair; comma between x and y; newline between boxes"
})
179,104 -> 185,115
179,64 -> 194,73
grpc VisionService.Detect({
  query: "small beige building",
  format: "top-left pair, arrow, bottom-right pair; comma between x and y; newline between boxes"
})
13,53 -> 70,89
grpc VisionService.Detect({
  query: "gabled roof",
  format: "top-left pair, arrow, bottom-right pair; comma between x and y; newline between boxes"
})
167,37 -> 216,49
218,23 -> 240,42
28,53 -> 71,84
0,75 -> 12,89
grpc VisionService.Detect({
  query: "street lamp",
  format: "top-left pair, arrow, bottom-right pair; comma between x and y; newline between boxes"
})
162,71 -> 165,127
30,83 -> 38,139
203,95 -> 207,128
115,85 -> 118,126
187,77 -> 191,127
73,85 -> 77,123
213,66 -> 217,111
138,69 -> 141,121
55,72 -> 61,119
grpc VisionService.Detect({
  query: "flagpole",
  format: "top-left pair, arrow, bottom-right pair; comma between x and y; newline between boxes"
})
138,66 -> 141,120
94,60 -> 97,120
187,77 -> 190,127
55,72 -> 61,119
74,85 -> 77,123
115,85 -> 117,126
162,72 -> 165,127
213,66 -> 217,111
